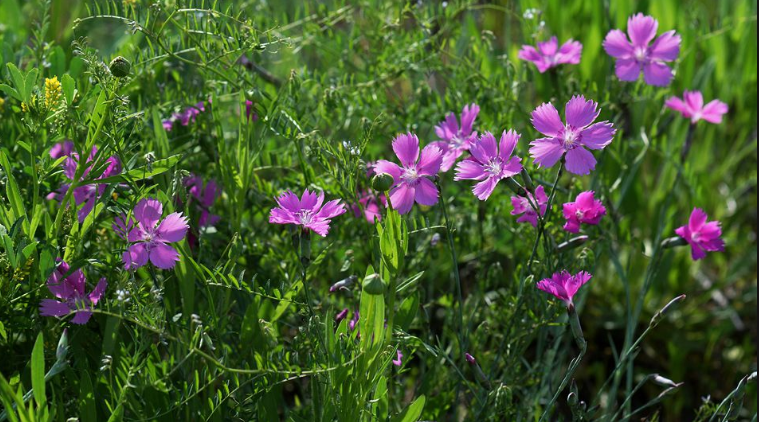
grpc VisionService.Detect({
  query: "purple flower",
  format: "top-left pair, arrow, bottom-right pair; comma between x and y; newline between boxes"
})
529,96 -> 616,175
665,91 -> 728,124
349,311 -> 359,332
511,185 -> 549,228
335,308 -> 349,323
537,270 -> 592,307
518,36 -> 583,73
454,130 -> 523,200
116,198 -> 189,270
562,191 -> 606,233
373,133 -> 443,214
465,353 -> 477,364
47,143 -> 122,222
675,208 -> 725,261
162,101 -> 207,131
39,260 -> 107,325
245,100 -> 258,121
352,190 -> 385,223
603,13 -> 681,86
185,176 -> 221,227
430,104 -> 480,172
392,350 -> 403,367
269,189 -> 347,237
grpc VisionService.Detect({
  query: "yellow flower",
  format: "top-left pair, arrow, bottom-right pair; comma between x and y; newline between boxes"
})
0,97 -> 5,112
45,76 -> 62,108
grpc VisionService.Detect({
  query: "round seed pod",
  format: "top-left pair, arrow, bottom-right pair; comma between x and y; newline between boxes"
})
361,273 -> 386,295
109,56 -> 131,77
371,173 -> 394,192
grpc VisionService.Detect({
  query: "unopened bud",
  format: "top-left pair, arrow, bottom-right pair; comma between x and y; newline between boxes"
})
520,168 -> 534,191
557,235 -> 589,252
371,173 -> 394,192
567,305 -> 586,351
651,374 -> 682,388
109,56 -> 131,77
330,275 -> 357,293
56,328 -> 69,361
361,273 -> 386,295
661,236 -> 688,249
650,294 -> 686,327
335,308 -> 349,323
465,353 -> 476,365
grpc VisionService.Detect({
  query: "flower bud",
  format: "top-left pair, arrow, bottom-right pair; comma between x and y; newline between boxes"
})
660,236 -> 688,249
520,168 -> 534,192
651,374 -> 682,388
567,305 -> 586,351
56,328 -> 69,361
504,177 -> 527,197
371,173 -> 394,192
557,235 -> 589,252
362,273 -> 386,295
109,56 -> 131,77
649,294 -> 686,328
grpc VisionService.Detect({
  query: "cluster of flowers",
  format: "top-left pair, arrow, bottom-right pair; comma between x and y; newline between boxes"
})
42,140 -> 222,324
269,13 -> 727,310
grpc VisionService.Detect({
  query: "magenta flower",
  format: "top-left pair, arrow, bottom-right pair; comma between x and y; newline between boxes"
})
675,208 -> 725,261
373,133 -> 443,214
529,96 -> 616,175
39,260 -> 107,325
454,130 -> 523,200
562,191 -> 606,233
665,91 -> 728,124
537,270 -> 592,307
511,185 -> 549,227
162,101 -> 206,131
349,311 -> 359,332
335,308 -> 349,323
115,198 -> 189,270
518,36 -> 583,73
603,13 -> 681,86
185,176 -> 221,227
269,189 -> 347,236
392,350 -> 404,367
245,100 -> 258,121
352,190 -> 385,223
430,104 -> 480,172
47,143 -> 122,222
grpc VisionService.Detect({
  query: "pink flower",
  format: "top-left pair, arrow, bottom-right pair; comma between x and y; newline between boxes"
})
245,100 -> 258,121
115,198 -> 189,270
163,101 -> 206,131
562,191 -> 606,233
518,36 -> 583,73
374,133 -> 443,214
47,143 -> 122,223
392,350 -> 403,367
529,96 -> 616,175
430,104 -> 480,172
352,190 -> 385,223
511,185 -> 549,227
269,189 -> 346,236
185,176 -> 221,227
39,260 -> 107,325
349,311 -> 359,332
603,13 -> 681,86
665,91 -> 728,124
675,208 -> 725,261
454,130 -> 523,200
537,270 -> 592,307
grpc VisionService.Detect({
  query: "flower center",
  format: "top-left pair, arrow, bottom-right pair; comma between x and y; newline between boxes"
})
450,135 -> 467,149
485,159 -> 502,176
561,126 -> 582,150
575,210 -> 585,220
297,210 -> 314,225
401,166 -> 420,184
634,46 -> 649,63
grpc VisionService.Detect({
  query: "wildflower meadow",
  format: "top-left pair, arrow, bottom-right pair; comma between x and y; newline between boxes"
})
0,0 -> 757,421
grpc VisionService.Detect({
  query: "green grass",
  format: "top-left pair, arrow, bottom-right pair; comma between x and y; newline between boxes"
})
0,0 -> 756,420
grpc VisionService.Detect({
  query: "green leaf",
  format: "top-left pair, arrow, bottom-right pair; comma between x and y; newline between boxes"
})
60,74 -> 76,105
31,332 -> 45,407
359,267 -> 385,351
79,371 -> 96,422
0,321 -> 6,341
0,150 -> 27,227
23,68 -> 38,102
391,394 -> 425,422
0,83 -> 20,101
5,63 -> 25,100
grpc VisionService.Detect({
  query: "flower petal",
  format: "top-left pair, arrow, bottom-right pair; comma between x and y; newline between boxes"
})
472,177 -> 498,201
124,243 -> 149,270
529,138 -> 565,169
701,100 -> 728,124
688,208 -> 708,232
460,103 -> 480,137
454,159 -> 486,181
88,278 -> 108,305
615,58 -> 642,81
134,198 -> 163,229
565,95 -> 599,128
392,133 -> 420,167
156,212 -> 189,243
39,299 -> 73,317
649,30 -> 681,61
564,147 -> 597,175
417,144 -> 443,176
149,243 -> 181,269
498,130 -> 520,162
580,122 -> 616,150
603,29 -> 633,59
643,62 -> 674,86
389,184 -> 416,215
275,190 -> 301,214
531,103 -> 564,137
537,37 -> 559,56
555,39 -> 583,65
627,13 -> 658,48
316,199 -> 346,220
414,178 -> 439,206
470,132 -> 497,164
373,160 -> 402,183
